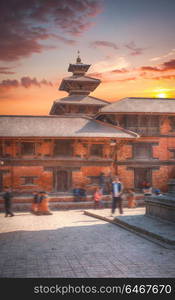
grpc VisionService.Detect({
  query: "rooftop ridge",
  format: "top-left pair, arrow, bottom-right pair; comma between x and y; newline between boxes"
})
127,97 -> 175,100
0,114 -> 94,120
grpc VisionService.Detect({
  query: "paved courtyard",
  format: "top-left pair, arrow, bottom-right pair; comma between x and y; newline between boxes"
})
0,209 -> 175,278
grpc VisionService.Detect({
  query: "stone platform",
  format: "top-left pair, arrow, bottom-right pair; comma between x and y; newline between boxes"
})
0,193 -> 145,211
84,208 -> 175,249
145,195 -> 175,223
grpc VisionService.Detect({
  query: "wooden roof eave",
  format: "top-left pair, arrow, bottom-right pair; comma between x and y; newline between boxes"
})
0,136 -> 138,140
94,119 -> 139,139
96,111 -> 175,116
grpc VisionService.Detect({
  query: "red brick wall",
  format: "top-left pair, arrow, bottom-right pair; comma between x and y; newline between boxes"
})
117,166 -> 134,188
1,132 -> 175,193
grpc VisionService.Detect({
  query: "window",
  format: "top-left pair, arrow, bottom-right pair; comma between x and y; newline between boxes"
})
21,142 -> 35,155
168,148 -> 175,158
125,115 -> 159,135
91,106 -> 99,114
133,143 -> 152,159
21,176 -> 37,185
126,115 -> 137,127
169,117 -> 175,131
78,106 -> 85,113
90,144 -> 103,157
0,143 -> 2,156
54,140 -> 73,156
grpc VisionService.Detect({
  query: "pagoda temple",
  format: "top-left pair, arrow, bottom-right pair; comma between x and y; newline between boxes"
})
0,54 -> 138,200
50,52 -> 109,116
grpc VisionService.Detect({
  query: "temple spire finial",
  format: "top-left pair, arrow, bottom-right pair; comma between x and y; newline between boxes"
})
76,50 -> 82,64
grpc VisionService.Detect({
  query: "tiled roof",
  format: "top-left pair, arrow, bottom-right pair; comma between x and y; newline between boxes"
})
0,115 -> 138,138
54,95 -> 109,106
100,97 -> 175,113
61,75 -> 100,82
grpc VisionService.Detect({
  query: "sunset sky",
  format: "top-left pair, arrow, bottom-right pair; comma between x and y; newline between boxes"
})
0,0 -> 175,115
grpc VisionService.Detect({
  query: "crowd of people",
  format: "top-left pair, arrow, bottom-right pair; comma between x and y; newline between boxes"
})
2,175 -> 162,218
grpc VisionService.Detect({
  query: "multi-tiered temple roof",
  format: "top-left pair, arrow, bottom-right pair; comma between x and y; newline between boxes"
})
50,53 -> 109,115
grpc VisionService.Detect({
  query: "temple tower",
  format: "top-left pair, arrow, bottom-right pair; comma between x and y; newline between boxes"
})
50,52 -> 109,115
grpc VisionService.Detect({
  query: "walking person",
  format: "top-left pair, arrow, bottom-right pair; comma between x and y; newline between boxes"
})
31,191 -> 39,214
93,187 -> 103,209
3,186 -> 14,217
127,189 -> 137,208
111,176 -> 124,217
37,191 -> 52,215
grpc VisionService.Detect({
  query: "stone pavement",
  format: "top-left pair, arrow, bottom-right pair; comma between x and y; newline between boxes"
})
0,209 -> 175,278
84,207 -> 175,249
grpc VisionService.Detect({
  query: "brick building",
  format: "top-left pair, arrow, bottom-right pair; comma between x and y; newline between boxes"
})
0,55 -> 138,196
0,54 -> 174,198
96,97 -> 175,192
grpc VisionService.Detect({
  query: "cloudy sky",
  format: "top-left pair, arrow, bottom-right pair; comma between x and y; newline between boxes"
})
0,0 -> 175,114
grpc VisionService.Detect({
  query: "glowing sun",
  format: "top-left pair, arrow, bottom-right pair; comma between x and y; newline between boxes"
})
156,92 -> 167,98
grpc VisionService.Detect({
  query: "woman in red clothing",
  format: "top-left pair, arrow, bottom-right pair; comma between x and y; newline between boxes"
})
93,187 -> 103,209
37,191 -> 52,215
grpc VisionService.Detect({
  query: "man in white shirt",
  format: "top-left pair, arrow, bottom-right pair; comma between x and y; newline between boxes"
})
111,176 -> 124,216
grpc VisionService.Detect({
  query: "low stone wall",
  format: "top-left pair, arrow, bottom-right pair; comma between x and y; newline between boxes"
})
145,195 -> 175,223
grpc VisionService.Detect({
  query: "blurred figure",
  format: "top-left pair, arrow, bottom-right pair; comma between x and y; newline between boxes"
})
79,185 -> 86,201
154,188 -> 162,196
31,191 -> 39,213
3,186 -> 14,217
143,182 -> 152,196
37,191 -> 52,215
73,186 -> 81,202
127,189 -> 136,208
93,187 -> 103,209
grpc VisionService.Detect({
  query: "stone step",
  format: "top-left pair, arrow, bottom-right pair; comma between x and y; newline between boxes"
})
0,198 -> 145,211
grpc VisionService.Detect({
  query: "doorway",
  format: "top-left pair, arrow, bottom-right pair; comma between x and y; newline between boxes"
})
55,170 -> 71,192
134,168 -> 152,189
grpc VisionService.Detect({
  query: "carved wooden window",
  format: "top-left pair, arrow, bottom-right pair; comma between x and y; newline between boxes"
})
126,115 -> 137,127
0,143 -> 2,156
125,115 -> 159,135
0,173 -> 3,192
90,144 -> 103,157
168,148 -> 175,158
54,140 -> 73,156
21,142 -> 35,155
21,176 -> 37,185
133,143 -> 152,159
169,117 -> 175,131
91,106 -> 99,114
78,105 -> 85,113
149,116 -> 159,127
